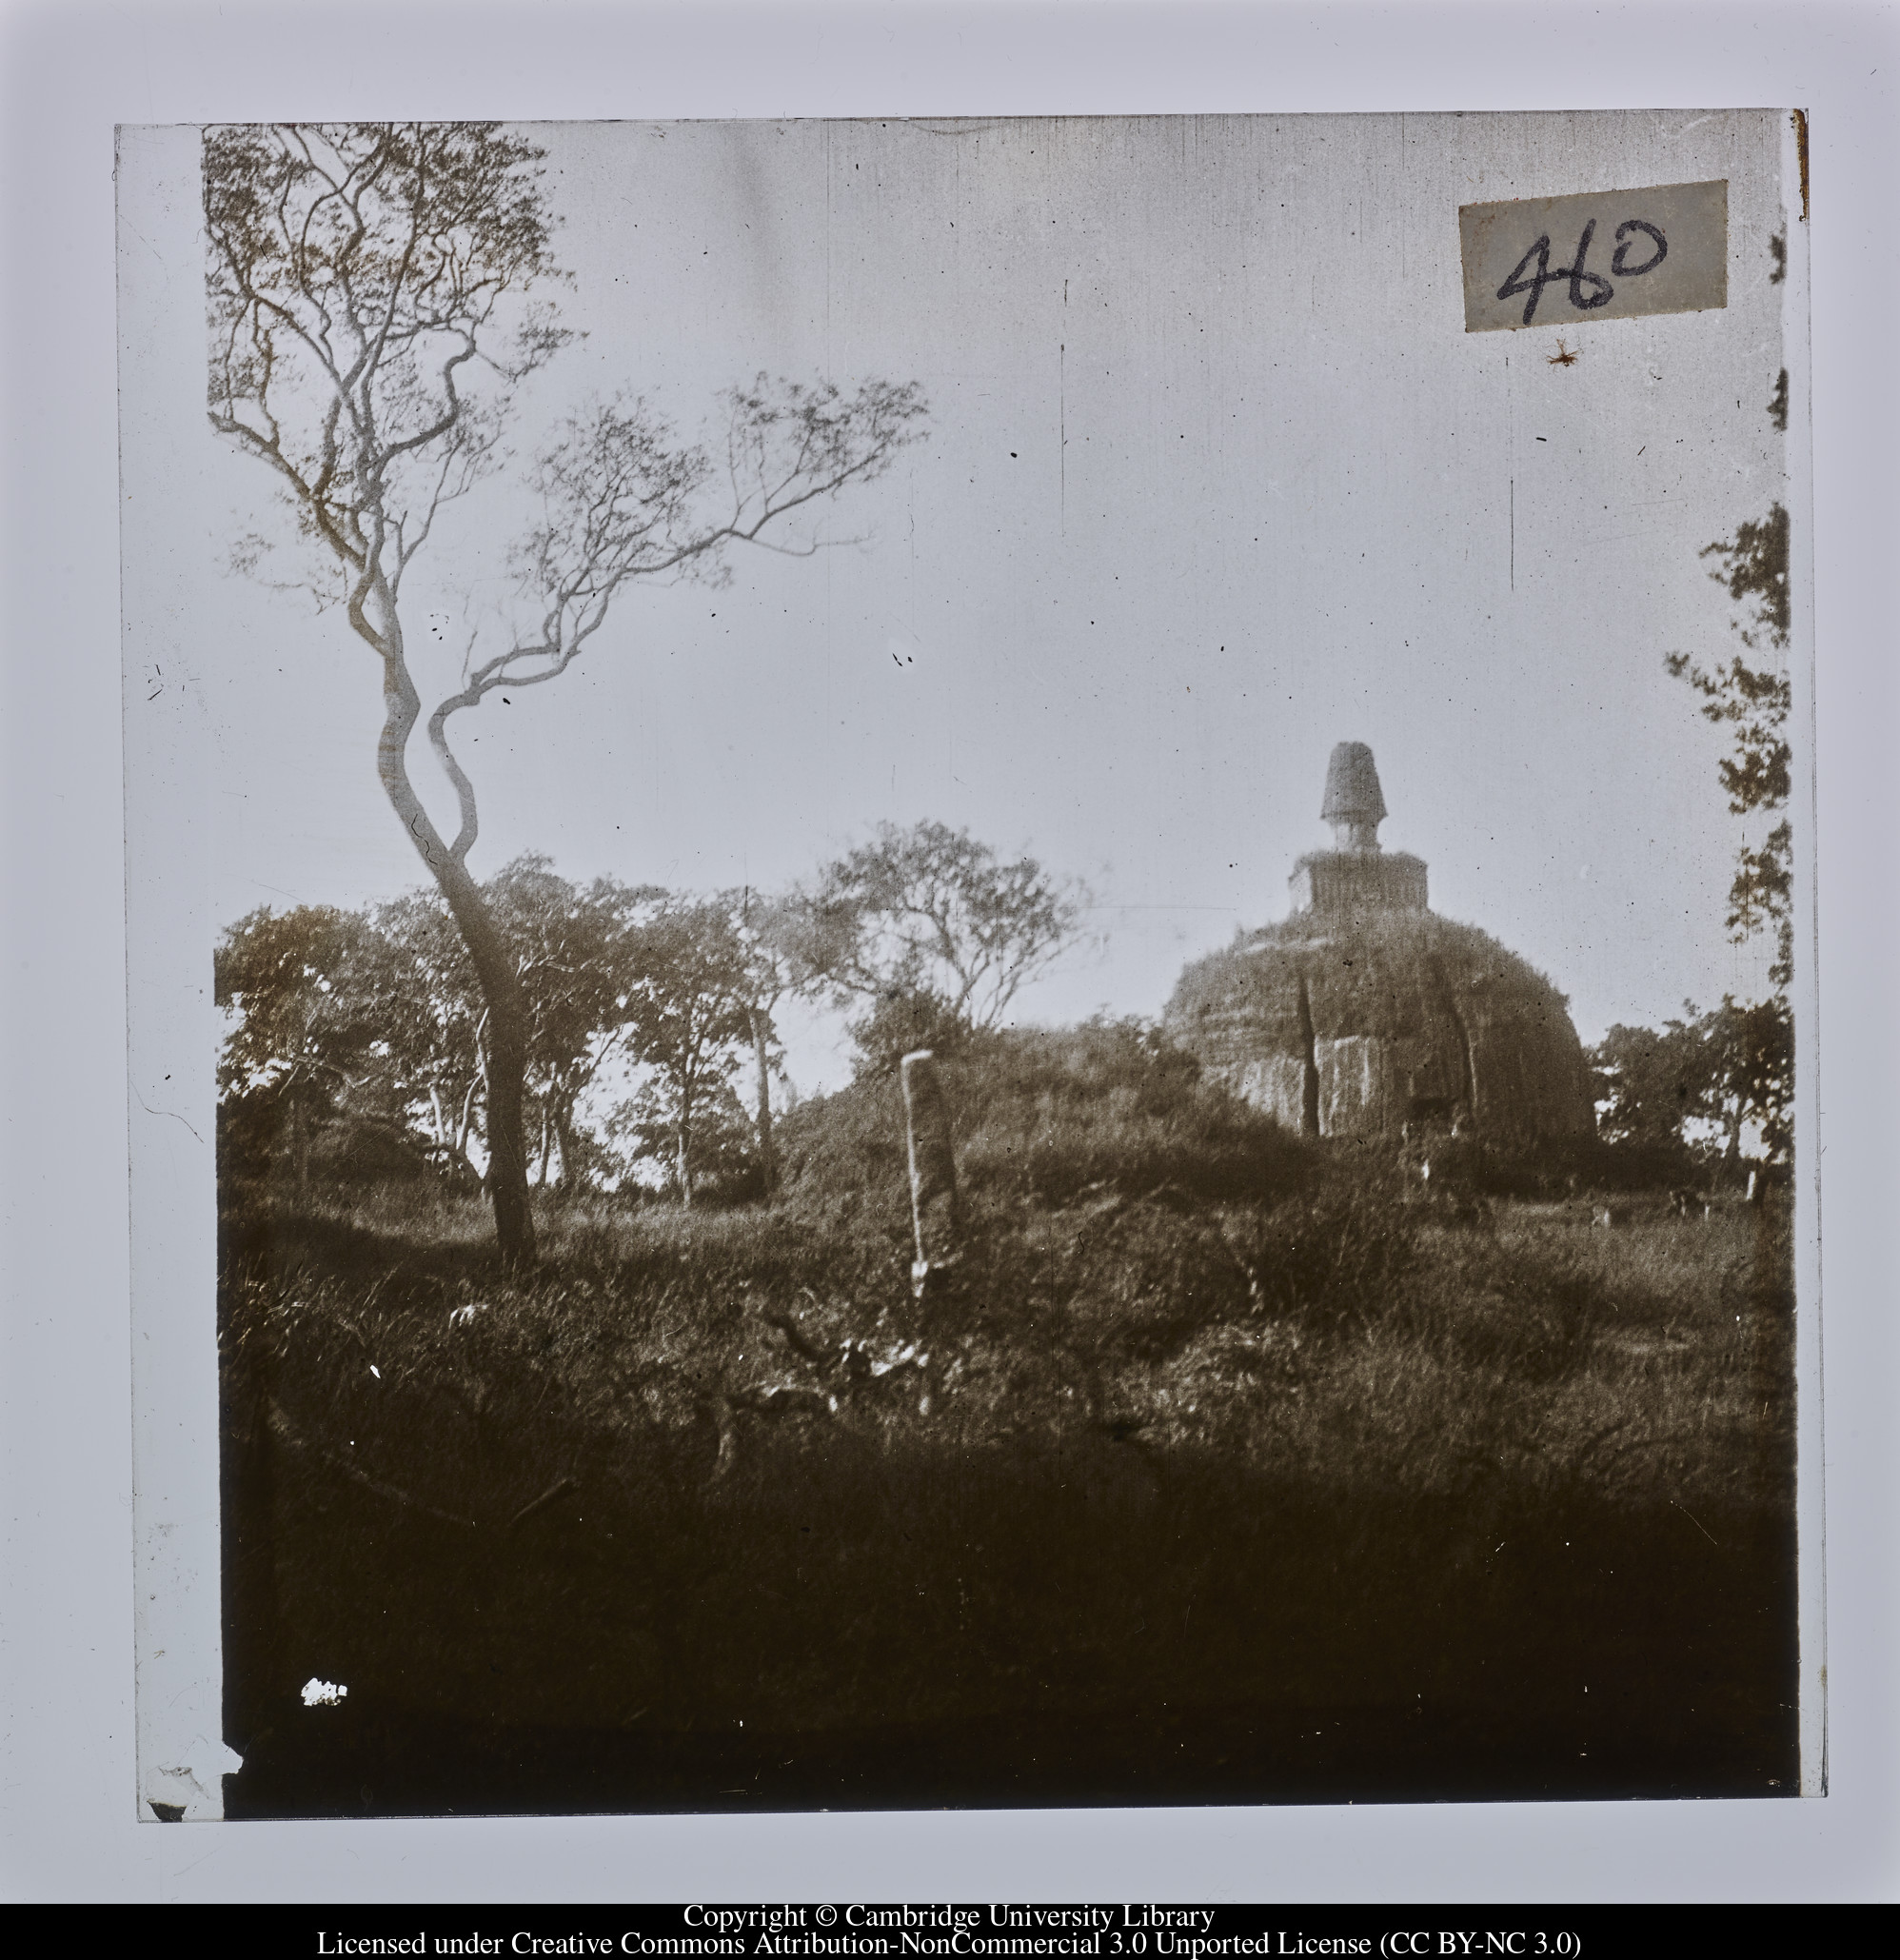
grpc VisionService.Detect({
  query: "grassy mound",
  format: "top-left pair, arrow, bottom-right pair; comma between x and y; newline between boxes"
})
775,1021 -> 1318,1213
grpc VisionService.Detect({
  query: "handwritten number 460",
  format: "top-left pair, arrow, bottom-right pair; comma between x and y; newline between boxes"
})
1496,218 -> 1668,325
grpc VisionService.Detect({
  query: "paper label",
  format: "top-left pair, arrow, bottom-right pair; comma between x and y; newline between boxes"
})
1459,179 -> 1728,332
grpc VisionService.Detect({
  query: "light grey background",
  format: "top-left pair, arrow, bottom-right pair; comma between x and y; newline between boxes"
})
5,0 -> 1896,1908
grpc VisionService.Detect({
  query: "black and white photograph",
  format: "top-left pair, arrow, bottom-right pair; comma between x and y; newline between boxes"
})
113,105 -> 1819,1827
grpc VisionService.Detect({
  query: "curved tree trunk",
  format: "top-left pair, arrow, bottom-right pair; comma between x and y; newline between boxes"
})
426,851 -> 536,1259
367,584 -> 537,1265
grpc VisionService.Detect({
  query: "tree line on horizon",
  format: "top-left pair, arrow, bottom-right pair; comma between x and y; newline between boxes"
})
216,822 -> 1091,1209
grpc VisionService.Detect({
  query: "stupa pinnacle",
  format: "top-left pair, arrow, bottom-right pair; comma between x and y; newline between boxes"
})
1289,743 -> 1430,921
1319,740 -> 1387,850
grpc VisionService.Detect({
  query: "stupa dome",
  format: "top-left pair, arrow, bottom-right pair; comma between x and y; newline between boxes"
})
1164,745 -> 1596,1145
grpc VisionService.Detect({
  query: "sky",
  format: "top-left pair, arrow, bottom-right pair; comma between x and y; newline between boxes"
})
136,111 -> 1793,1095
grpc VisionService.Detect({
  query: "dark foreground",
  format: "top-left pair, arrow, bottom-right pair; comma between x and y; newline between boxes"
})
219,1036 -> 1798,1816
220,1231 -> 1796,1815
226,1482 -> 1794,1819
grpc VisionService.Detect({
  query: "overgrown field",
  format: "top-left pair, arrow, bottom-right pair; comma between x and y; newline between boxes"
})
220,1030 -> 1798,1815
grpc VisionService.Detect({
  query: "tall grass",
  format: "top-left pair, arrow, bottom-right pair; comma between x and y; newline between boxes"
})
219,1027 -> 1797,1813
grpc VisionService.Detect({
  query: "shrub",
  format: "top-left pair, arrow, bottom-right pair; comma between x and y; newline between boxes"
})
847,983 -> 974,1078
1466,1134 -> 1705,1199
1395,1235 -> 1602,1381
1220,1174 -> 1418,1330
1006,1199 -> 1256,1364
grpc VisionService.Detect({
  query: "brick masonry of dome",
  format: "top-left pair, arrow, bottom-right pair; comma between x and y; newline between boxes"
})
1164,910 -> 1597,1145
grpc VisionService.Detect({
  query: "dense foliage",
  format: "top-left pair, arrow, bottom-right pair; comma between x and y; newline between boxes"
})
1592,997 -> 1794,1168
217,830 -> 1098,1206
1666,503 -> 1794,992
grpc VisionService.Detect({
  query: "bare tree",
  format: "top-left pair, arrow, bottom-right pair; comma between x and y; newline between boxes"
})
799,821 -> 1092,1040
206,123 -> 926,1261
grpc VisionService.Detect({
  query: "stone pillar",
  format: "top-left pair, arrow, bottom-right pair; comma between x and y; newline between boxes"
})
901,1049 -> 960,1298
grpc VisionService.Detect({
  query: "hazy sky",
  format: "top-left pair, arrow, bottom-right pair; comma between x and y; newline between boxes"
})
133,111 -> 1792,1091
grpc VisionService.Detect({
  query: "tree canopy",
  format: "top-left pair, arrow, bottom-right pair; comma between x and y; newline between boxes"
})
1665,502 -> 1793,992
605,897 -> 760,1206
219,859 -> 660,1192
797,821 -> 1092,1055
1593,998 -> 1792,1169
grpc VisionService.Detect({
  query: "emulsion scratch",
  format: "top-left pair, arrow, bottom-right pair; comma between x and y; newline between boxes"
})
134,1088 -> 202,1145
824,124 -> 833,380
1059,276 -> 1069,533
